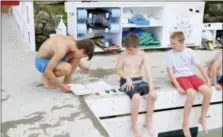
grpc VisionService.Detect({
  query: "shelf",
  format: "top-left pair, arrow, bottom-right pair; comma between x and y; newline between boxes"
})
95,43 -> 199,53
94,45 -> 122,53
202,23 -> 223,31
66,2 -> 205,53
122,23 -> 163,28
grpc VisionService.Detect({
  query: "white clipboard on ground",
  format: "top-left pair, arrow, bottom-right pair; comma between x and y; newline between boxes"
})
68,84 -> 93,95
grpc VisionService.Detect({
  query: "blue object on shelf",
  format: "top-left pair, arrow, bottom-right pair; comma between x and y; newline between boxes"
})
110,23 -> 120,33
131,28 -> 144,36
128,15 -> 150,25
77,23 -> 87,34
77,9 -> 88,19
111,8 -> 121,18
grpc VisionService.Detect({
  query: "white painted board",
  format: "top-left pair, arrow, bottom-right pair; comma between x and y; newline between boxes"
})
100,104 -> 222,137
69,84 -> 93,95
84,87 -> 222,117
85,81 -> 114,92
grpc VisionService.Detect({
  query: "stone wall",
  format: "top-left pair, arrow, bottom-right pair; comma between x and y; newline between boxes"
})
204,1 -> 223,23
34,2 -> 67,51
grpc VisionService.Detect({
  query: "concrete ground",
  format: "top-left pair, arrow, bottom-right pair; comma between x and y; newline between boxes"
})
1,15 -> 221,137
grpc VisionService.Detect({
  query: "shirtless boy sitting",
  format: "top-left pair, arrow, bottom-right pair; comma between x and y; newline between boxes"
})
115,33 -> 157,137
35,35 -> 94,92
166,31 -> 212,137
207,50 -> 223,90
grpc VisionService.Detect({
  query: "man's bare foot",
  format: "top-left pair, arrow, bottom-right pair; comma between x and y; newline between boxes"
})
144,122 -> 154,137
182,124 -> 192,137
199,118 -> 208,134
42,75 -> 54,89
132,127 -> 142,137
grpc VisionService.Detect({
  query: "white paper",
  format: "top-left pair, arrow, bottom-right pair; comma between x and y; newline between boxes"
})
69,84 -> 93,95
85,81 -> 113,93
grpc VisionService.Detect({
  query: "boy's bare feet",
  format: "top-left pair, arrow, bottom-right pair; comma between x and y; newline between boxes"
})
182,123 -> 192,137
144,122 -> 154,137
199,118 -> 208,134
132,126 -> 142,137
42,75 -> 54,89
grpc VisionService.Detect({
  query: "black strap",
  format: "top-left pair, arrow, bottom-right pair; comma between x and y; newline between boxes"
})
217,76 -> 223,85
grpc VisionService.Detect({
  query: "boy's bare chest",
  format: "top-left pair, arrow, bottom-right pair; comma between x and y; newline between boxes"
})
124,56 -> 143,67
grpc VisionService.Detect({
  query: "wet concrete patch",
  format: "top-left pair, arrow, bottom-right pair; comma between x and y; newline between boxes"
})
89,78 -> 99,82
2,115 -> 44,137
62,97 -> 74,103
51,104 -> 74,112
2,95 -> 10,102
36,83 -> 44,87
26,112 -> 46,118
58,111 -> 82,122
71,77 -> 84,82
53,133 -> 70,137
29,121 -> 61,135
88,68 -> 115,78
28,133 -> 40,137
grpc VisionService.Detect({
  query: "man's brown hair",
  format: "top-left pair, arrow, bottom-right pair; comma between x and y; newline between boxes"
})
170,31 -> 185,43
123,33 -> 140,48
76,39 -> 94,60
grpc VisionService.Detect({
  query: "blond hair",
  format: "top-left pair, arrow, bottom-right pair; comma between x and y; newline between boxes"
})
170,31 -> 185,43
123,33 -> 140,48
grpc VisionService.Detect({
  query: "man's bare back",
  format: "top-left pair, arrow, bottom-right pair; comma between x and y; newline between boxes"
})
121,50 -> 145,78
37,35 -> 76,59
208,51 -> 222,77
207,50 -> 222,89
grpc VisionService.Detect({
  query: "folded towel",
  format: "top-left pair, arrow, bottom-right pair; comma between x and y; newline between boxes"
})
128,15 -> 150,25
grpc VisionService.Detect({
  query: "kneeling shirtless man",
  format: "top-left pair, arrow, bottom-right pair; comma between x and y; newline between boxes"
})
207,50 -> 223,90
35,35 -> 94,92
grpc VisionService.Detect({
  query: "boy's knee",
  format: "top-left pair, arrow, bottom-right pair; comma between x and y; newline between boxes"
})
207,90 -> 212,98
64,64 -> 72,75
186,89 -> 196,99
200,85 -> 212,98
132,94 -> 140,101
204,87 -> 212,98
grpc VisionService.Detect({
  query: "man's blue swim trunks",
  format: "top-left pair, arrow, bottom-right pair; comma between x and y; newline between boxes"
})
35,56 -> 67,73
